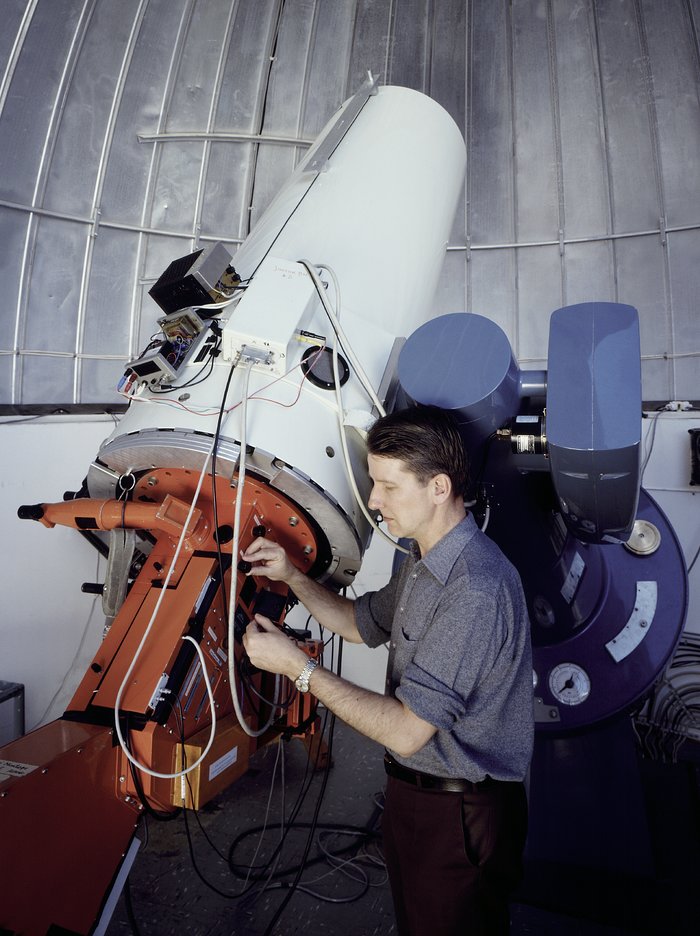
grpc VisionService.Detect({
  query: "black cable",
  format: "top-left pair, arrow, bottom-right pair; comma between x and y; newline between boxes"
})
180,783 -> 248,900
178,718 -> 340,905
470,430 -> 497,504
687,539 -> 700,574
244,668 -> 297,711
165,694 -> 332,904
227,706 -> 332,885
262,716 -> 338,934
227,819 -> 377,882
121,699 -> 182,822
245,0 -> 287,244
150,337 -> 220,393
186,782 -> 232,865
250,816 -> 387,905
0,413 -> 46,424
211,360 -> 238,628
228,616 -> 342,908
241,5 -> 377,282
123,875 -> 143,936
261,640 -> 344,935
172,709 -> 255,900
127,754 -> 182,823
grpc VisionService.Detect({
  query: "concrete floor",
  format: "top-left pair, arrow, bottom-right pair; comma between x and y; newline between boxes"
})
104,717 -> 700,936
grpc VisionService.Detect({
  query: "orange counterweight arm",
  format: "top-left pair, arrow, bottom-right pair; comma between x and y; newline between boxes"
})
18,494 -> 205,542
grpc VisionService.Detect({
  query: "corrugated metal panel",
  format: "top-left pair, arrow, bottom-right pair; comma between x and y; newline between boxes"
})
0,0 -> 698,407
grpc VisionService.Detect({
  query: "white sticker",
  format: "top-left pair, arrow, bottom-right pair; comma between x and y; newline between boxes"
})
561,552 -> 585,604
0,759 -> 38,782
208,745 -> 238,782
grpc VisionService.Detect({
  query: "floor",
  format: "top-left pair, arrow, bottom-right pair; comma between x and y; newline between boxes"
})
104,717 -> 700,936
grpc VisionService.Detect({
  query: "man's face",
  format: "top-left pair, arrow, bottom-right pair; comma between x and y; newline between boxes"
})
367,453 -> 437,543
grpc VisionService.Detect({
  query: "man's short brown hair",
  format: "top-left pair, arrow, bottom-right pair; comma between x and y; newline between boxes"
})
366,405 -> 469,497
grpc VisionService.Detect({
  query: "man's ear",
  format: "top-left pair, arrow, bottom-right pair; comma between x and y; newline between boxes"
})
432,473 -> 452,503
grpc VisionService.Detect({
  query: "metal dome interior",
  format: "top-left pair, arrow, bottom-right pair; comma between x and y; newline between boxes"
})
1,6 -> 700,936
0,0 -> 698,411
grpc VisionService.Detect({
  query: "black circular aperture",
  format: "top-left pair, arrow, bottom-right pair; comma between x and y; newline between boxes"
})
301,346 -> 349,390
214,524 -> 234,545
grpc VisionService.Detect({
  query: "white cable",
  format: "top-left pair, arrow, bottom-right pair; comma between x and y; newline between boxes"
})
113,438 -> 218,780
227,358 -> 281,737
31,552 -> 102,730
480,504 -> 491,533
298,259 -> 408,552
183,288 -> 246,314
192,294 -> 241,312
330,329 -> 409,555
242,736 -> 285,892
298,260 -> 385,417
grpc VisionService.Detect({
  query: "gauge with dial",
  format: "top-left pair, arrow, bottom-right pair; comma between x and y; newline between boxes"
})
548,662 -> 591,706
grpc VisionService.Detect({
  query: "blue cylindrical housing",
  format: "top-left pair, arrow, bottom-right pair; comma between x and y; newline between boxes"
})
397,312 -> 520,449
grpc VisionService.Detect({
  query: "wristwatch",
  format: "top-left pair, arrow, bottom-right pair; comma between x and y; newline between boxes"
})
294,658 -> 319,693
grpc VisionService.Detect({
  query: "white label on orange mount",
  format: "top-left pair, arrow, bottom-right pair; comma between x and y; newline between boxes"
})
0,759 -> 39,782
208,745 -> 238,782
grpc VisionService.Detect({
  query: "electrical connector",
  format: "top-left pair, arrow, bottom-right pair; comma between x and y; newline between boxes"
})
237,345 -> 274,369
663,401 -> 693,411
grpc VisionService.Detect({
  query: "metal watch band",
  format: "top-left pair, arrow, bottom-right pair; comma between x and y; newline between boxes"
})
294,658 -> 319,693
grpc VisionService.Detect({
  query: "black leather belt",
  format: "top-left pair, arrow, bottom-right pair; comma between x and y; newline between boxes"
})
384,753 -> 495,793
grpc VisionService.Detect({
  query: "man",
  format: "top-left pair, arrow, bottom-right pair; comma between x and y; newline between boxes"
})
242,405 -> 534,935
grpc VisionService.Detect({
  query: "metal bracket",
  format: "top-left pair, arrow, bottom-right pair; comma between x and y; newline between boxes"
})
103,527 -> 136,619
306,71 -> 379,173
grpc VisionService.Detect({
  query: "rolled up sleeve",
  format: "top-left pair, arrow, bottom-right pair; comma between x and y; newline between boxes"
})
354,581 -> 398,648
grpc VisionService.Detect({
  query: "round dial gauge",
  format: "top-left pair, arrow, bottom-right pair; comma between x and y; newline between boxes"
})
548,663 -> 591,706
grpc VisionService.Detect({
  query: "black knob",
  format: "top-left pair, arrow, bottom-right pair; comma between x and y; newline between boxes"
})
252,525 -> 266,538
237,559 -> 252,573
17,504 -> 44,521
81,583 -> 104,595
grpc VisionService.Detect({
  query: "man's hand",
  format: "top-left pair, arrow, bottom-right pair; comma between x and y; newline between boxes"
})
242,535 -> 362,644
243,614 -> 308,680
240,538 -> 298,584
243,621 -> 437,760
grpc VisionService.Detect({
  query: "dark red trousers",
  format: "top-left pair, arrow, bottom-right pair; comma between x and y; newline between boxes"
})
382,774 -> 528,936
